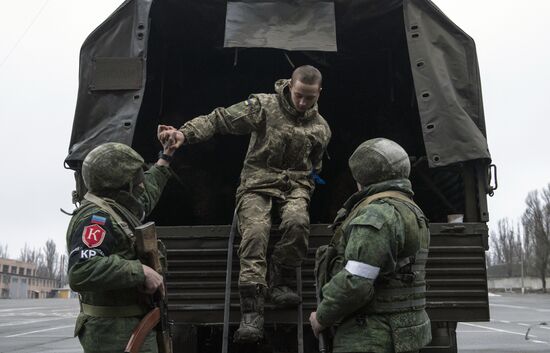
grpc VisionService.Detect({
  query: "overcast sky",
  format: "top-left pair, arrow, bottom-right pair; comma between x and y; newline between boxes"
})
0,0 -> 548,259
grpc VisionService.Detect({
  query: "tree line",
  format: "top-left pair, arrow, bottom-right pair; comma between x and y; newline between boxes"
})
0,239 -> 68,286
489,184 -> 550,291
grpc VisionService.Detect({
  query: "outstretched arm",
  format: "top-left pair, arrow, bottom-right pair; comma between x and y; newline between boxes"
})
160,97 -> 263,146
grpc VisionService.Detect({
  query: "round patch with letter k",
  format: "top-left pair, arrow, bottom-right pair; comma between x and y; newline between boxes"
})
82,224 -> 106,248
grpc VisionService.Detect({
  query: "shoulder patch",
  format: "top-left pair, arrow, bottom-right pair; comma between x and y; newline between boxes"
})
82,224 -> 106,248
91,214 -> 107,225
348,203 -> 394,230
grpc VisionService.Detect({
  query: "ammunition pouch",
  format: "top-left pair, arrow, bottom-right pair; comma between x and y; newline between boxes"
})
389,310 -> 432,352
364,249 -> 429,314
314,243 -> 343,292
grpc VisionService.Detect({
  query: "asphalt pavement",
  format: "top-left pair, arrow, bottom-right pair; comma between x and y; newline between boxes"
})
1,293 -> 550,353
458,292 -> 550,353
0,298 -> 80,353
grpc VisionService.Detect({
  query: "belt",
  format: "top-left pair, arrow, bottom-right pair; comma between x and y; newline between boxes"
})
81,303 -> 149,318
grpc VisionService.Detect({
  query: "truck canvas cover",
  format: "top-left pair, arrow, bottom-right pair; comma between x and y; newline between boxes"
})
66,0 -> 490,169
66,3 -> 493,349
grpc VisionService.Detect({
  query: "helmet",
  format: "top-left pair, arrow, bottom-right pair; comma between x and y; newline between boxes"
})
348,138 -> 410,186
82,142 -> 144,193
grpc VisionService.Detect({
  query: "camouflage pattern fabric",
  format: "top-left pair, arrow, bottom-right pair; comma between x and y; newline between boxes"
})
82,142 -> 145,193
316,179 -> 431,353
179,79 -> 331,201
348,138 -> 410,187
66,165 -> 171,353
74,316 -> 157,353
237,191 -> 309,286
179,78 -> 330,285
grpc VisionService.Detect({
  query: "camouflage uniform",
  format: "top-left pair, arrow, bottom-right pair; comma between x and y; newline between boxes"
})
180,79 -> 331,285
316,178 -> 431,353
66,144 -> 171,353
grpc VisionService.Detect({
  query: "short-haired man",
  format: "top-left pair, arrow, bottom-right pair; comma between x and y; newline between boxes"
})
162,65 -> 331,342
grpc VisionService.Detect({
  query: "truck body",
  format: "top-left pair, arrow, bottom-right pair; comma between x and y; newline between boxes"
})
66,1 -> 495,352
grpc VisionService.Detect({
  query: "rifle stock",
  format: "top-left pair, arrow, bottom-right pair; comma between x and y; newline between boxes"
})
126,221 -> 173,353
135,221 -> 163,273
124,308 -> 161,353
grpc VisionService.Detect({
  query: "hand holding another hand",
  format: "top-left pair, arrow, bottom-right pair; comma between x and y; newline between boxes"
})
157,125 -> 184,155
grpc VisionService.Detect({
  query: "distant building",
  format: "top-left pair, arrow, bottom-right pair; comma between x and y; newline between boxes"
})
0,258 -> 59,299
51,285 -> 78,299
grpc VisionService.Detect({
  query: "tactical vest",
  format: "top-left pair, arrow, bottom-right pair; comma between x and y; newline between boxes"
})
67,193 -> 149,317
340,192 -> 430,315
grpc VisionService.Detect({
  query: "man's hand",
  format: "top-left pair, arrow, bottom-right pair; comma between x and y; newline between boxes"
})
309,311 -> 326,338
141,264 -> 164,295
158,125 -> 185,153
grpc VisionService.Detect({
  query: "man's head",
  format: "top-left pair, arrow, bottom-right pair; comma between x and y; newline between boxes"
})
289,65 -> 322,113
348,138 -> 410,187
82,142 -> 145,194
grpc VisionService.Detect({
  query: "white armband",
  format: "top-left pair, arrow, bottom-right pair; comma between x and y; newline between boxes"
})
345,260 -> 380,280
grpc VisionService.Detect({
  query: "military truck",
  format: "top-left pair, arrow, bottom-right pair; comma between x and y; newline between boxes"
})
65,1 -> 496,352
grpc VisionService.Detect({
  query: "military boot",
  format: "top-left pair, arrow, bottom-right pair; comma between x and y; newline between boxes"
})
234,284 -> 265,343
269,262 -> 301,308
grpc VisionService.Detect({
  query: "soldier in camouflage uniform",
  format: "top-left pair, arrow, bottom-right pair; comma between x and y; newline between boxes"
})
161,65 -> 331,342
66,133 -> 176,353
310,138 -> 431,353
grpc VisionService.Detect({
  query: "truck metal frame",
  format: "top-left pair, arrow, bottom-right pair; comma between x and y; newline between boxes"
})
66,1 -> 495,352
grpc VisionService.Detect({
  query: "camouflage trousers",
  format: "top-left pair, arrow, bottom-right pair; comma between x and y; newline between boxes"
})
237,191 -> 310,286
75,314 -> 157,353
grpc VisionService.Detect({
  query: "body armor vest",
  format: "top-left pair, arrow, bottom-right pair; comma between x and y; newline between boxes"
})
341,193 -> 430,315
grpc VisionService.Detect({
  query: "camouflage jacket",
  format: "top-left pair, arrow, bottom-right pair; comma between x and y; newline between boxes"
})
316,179 -> 431,353
180,79 -> 331,201
66,165 -> 170,345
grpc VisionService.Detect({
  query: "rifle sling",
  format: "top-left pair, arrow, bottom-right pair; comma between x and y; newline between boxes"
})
84,192 -> 135,238
81,303 -> 149,318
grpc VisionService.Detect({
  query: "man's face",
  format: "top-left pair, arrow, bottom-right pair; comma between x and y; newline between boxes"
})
289,80 -> 321,113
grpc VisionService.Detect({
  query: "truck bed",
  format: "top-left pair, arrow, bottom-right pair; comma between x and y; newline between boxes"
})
159,222 -> 489,352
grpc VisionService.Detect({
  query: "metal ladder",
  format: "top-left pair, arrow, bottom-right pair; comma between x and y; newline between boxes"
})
221,211 -> 305,353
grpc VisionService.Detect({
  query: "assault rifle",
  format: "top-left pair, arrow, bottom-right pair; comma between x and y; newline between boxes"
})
125,222 -> 173,353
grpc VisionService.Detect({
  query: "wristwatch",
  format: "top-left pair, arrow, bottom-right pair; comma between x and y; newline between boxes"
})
158,151 -> 173,162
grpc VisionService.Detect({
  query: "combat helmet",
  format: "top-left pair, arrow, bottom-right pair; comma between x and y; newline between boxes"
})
82,142 -> 145,193
348,138 -> 410,186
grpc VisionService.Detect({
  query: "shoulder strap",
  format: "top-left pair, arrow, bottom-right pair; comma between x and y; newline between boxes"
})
83,193 -> 135,238
371,191 -> 419,209
331,191 -> 414,245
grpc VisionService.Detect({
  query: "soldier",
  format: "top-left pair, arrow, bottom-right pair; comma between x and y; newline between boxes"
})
161,65 -> 331,342
310,138 -> 432,353
66,131 -> 177,353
